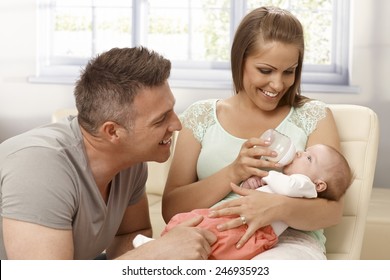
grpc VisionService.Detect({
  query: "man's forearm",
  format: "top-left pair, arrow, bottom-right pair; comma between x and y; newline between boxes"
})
106,229 -> 152,259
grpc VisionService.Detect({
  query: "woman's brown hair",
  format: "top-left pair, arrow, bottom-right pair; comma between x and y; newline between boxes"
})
231,6 -> 309,107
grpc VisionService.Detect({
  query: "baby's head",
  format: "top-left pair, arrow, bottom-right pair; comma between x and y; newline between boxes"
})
283,144 -> 352,201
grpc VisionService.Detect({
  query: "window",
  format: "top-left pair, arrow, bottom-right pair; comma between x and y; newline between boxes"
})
32,0 -> 351,90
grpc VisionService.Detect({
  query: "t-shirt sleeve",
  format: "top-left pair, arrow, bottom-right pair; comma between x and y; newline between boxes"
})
1,147 -> 78,230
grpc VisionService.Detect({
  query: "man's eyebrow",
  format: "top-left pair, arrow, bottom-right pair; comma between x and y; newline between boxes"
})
151,99 -> 176,123
151,111 -> 168,123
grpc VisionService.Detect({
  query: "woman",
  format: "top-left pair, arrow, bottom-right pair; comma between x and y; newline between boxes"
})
162,6 -> 343,259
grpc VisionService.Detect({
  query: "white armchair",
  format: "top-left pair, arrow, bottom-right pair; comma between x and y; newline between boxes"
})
324,104 -> 379,259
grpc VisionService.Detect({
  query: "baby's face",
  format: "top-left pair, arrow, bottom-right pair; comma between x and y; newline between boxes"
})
283,144 -> 333,181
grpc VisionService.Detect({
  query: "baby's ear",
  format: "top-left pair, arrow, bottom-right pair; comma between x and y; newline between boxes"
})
315,179 -> 327,193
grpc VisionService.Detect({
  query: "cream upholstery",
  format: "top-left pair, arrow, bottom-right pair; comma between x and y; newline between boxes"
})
53,104 -> 381,259
146,157 -> 174,239
324,104 -> 379,259
51,108 -> 78,123
361,188 -> 390,259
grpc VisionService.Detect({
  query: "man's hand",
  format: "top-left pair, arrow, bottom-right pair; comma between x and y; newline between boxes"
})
118,215 -> 216,260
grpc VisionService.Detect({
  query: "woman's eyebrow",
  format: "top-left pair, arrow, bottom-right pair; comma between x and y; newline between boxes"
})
256,62 -> 299,70
255,63 -> 277,69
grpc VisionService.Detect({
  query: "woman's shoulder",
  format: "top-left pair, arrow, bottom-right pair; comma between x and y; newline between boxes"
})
289,99 -> 328,135
297,99 -> 327,111
293,99 -> 327,118
179,99 -> 218,142
180,99 -> 217,120
182,99 -> 217,112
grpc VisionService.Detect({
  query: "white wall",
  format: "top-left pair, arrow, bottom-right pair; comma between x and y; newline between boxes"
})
0,0 -> 389,189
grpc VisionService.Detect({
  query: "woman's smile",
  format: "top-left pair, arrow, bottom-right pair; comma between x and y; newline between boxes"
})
260,88 -> 280,98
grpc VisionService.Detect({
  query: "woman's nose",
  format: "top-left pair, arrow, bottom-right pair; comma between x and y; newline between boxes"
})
270,74 -> 284,92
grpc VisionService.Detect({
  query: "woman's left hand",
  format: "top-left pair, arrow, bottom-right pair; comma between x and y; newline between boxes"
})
209,183 -> 282,249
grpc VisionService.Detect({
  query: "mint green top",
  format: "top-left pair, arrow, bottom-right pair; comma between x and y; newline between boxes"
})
180,98 -> 328,252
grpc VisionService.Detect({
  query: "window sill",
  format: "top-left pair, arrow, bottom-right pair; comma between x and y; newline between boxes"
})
301,84 -> 359,94
28,75 -> 359,94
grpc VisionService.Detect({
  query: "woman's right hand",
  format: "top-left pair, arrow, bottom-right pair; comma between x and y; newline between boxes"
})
209,183 -> 283,249
229,137 -> 280,184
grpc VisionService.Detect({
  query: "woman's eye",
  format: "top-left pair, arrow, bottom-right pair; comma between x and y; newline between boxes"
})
307,155 -> 312,162
284,70 -> 295,75
259,69 -> 272,74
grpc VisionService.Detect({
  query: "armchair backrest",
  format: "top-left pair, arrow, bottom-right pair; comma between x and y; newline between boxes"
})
325,104 -> 379,259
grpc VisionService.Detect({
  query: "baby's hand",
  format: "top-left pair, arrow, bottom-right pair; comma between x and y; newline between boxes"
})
240,176 -> 262,189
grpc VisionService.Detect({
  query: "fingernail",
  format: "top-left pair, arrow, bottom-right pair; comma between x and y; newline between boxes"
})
236,243 -> 242,249
216,224 -> 224,231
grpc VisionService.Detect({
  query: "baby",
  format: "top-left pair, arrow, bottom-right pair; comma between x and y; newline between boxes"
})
161,144 -> 352,259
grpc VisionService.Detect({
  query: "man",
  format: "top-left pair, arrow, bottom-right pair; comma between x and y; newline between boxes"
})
0,47 -> 216,260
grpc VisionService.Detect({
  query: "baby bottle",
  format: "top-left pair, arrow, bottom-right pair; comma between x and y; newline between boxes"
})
259,129 -> 296,166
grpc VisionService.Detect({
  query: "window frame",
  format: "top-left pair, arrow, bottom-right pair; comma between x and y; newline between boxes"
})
31,0 -> 352,91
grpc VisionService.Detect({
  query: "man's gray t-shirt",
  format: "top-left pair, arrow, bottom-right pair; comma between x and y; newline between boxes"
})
0,116 -> 147,259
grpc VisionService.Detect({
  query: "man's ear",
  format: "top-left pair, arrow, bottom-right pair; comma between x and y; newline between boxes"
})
100,121 -> 120,141
315,179 -> 327,193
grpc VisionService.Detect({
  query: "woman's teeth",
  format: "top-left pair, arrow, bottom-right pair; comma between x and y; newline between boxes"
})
261,89 -> 278,97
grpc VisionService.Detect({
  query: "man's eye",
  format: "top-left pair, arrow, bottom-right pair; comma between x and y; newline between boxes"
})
157,118 -> 165,124
155,116 -> 166,125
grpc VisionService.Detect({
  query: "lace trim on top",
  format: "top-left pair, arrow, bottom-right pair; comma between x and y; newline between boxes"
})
288,100 -> 327,136
180,99 -> 216,143
180,99 -> 327,143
